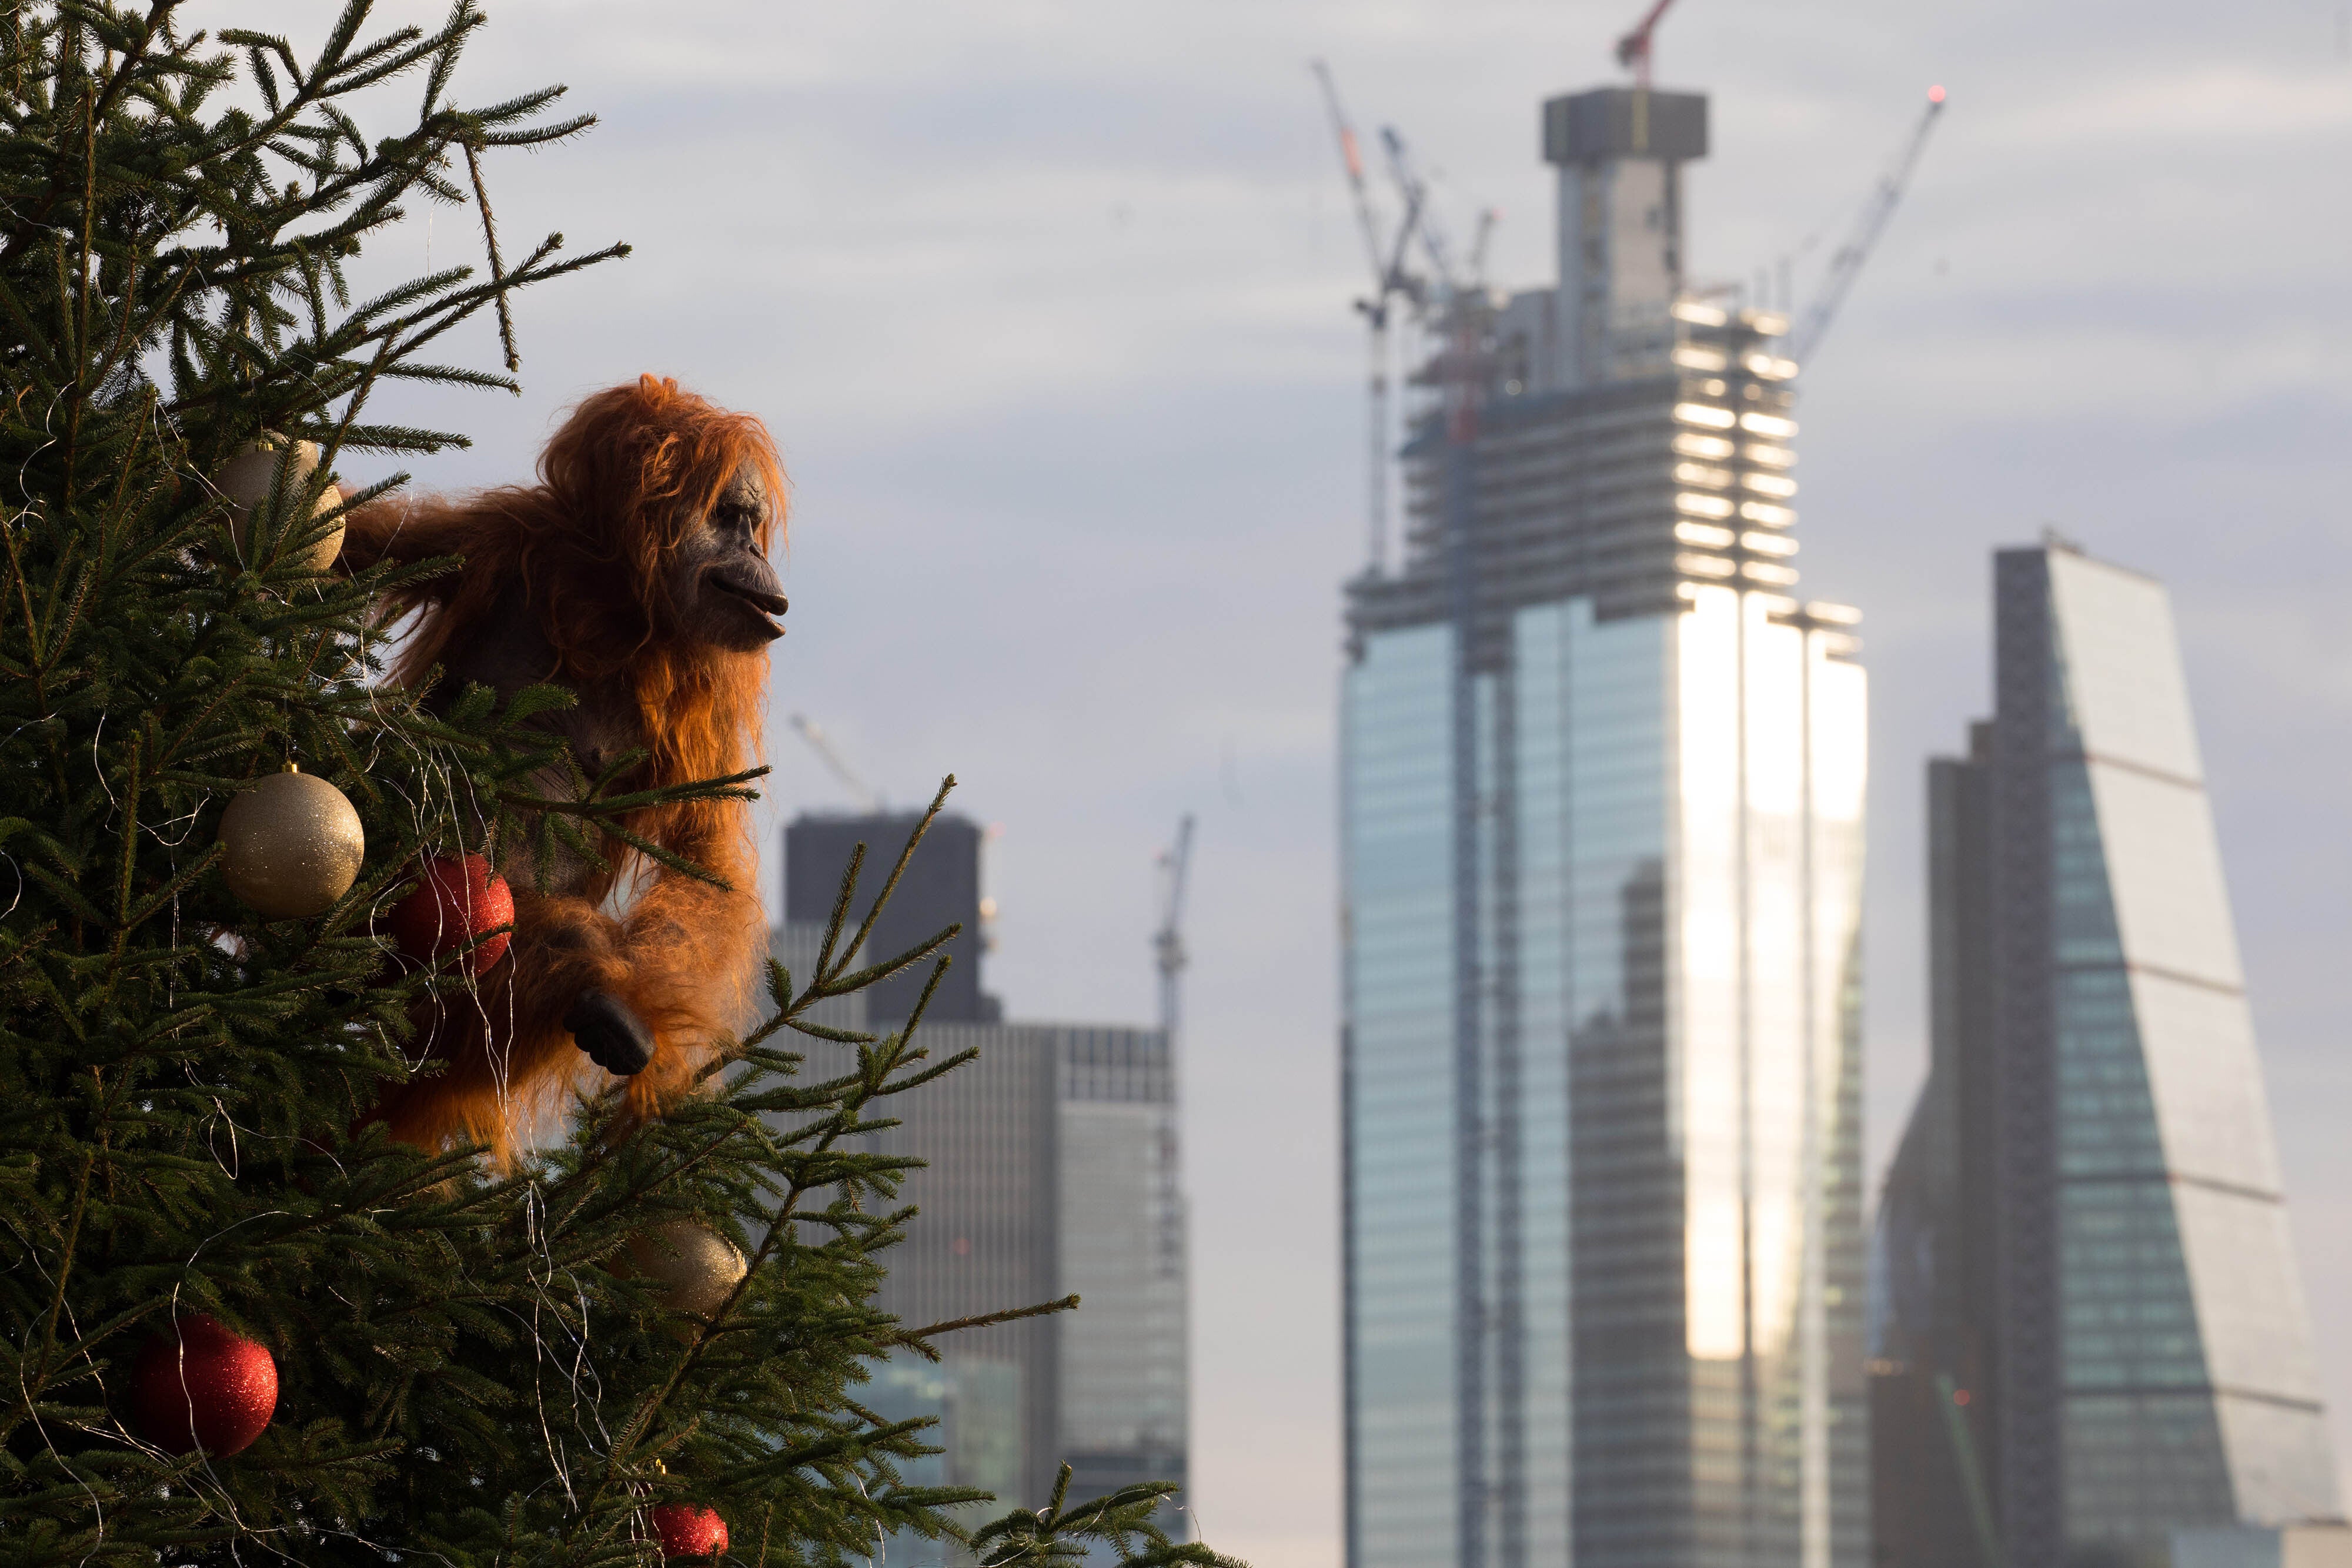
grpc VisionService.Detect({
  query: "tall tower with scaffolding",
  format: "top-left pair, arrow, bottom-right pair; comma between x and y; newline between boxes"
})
1337,70 -> 1870,1568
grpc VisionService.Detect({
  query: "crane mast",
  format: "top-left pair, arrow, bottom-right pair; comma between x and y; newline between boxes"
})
1788,86 -> 1947,365
1466,206 -> 1499,289
1152,814 -> 1195,1043
1149,818 -> 1194,1293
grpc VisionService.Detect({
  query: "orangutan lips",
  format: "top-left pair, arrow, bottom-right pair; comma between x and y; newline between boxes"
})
709,571 -> 787,635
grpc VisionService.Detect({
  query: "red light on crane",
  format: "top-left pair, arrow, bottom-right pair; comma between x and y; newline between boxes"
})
1928,84 -> 1946,103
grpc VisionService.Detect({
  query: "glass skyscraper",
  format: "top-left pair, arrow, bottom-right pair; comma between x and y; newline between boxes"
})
1341,82 -> 1868,1568
1870,543 -> 2340,1568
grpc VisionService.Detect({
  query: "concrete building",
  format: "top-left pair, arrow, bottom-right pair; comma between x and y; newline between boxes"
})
1340,82 -> 1868,1568
775,813 -> 1187,1547
1869,544 -> 2340,1567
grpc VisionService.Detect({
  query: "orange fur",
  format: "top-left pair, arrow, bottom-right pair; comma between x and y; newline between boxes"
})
348,376 -> 782,1156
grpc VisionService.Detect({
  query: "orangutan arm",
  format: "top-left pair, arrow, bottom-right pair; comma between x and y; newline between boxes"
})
506,815 -> 763,1091
337,493 -> 462,573
365,885 -> 639,1154
507,891 -> 647,1072
599,825 -> 767,1106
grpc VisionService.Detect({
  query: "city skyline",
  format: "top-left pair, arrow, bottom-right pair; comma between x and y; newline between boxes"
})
310,2 -> 2352,1560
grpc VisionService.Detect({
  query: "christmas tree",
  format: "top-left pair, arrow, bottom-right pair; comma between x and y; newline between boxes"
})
0,5 -> 1232,1564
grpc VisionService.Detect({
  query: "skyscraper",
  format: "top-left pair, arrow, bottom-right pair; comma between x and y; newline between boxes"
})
1340,83 -> 1868,1568
1870,543 -> 2340,1567
783,812 -> 1001,1026
776,814 -> 1188,1542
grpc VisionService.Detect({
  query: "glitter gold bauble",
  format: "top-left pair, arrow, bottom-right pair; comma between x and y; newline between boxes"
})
220,436 -> 343,573
626,1223 -> 749,1319
218,767 -> 365,919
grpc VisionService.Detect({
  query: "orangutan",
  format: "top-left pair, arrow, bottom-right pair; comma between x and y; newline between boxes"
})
342,375 -> 787,1153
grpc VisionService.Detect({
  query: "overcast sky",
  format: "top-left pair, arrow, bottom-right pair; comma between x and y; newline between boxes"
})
322,1 -> 2352,1560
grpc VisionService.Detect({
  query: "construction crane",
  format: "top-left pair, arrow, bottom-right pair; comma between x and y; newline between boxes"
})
1149,817 -> 1194,1288
787,714 -> 883,813
1311,60 -> 1427,573
1379,125 -> 1449,295
1466,206 -> 1501,289
1152,814 -> 1195,1043
1377,124 -> 1502,305
1378,123 -> 1500,460
1787,86 -> 1948,365
1614,0 -> 1681,88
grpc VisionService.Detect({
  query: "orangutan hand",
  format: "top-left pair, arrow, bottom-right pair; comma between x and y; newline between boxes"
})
563,990 -> 653,1077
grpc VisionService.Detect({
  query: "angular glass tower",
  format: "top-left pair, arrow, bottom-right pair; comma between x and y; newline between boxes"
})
1341,82 -> 1869,1568
1870,544 -> 2339,1568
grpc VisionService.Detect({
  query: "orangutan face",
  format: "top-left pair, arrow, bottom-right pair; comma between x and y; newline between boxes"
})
673,459 -> 787,652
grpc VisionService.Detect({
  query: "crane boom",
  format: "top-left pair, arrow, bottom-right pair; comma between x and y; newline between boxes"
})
787,714 -> 882,813
1614,0 -> 1679,87
1310,61 -> 1428,573
1311,59 -> 1388,293
1788,86 -> 1947,365
1378,125 -> 1455,299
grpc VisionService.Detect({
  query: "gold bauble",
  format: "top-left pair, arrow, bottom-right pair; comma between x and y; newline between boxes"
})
626,1223 -> 749,1319
218,767 -> 365,919
220,437 -> 343,573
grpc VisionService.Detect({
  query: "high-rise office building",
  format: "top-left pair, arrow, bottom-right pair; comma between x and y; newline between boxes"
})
775,814 -> 1187,1545
782,813 -> 1001,1025
1340,83 -> 1869,1568
1870,544 -> 2340,1567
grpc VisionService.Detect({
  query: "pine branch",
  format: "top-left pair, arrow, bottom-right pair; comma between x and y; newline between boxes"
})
0,8 -> 1227,1563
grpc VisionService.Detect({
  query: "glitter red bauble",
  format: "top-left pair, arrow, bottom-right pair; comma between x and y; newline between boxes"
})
650,1503 -> 729,1559
386,853 -> 513,974
129,1313 -> 278,1456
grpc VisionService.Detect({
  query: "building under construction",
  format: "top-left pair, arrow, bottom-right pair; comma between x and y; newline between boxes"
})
1338,79 -> 1870,1568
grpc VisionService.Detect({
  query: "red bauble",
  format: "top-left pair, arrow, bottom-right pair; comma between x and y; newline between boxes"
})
387,853 -> 513,974
129,1313 -> 278,1456
650,1503 -> 729,1560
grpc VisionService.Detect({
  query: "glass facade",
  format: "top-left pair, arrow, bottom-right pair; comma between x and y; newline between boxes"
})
1341,76 -> 1867,1567
1343,587 -> 1867,1568
1058,1031 -> 1188,1510
2044,550 -> 2338,1554
1345,621 -> 1461,1568
1868,546 -> 2337,1568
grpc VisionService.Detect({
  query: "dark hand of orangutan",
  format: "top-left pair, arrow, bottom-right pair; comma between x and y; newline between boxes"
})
563,990 -> 654,1076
